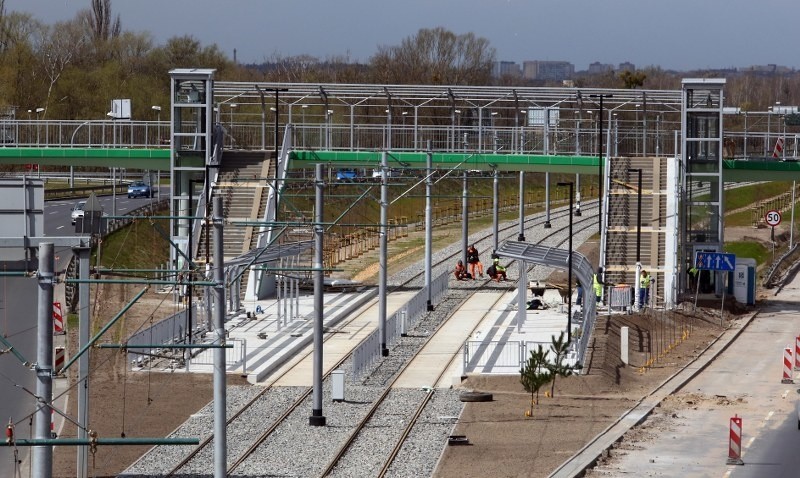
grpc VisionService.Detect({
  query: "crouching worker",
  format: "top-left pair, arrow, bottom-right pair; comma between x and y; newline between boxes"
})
454,260 -> 468,281
486,258 -> 507,282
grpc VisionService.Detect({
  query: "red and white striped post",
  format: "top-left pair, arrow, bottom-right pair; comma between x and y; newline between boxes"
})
795,336 -> 800,370
782,346 -> 794,383
727,414 -> 744,465
54,346 -> 65,373
773,137 -> 785,158
52,301 -> 64,335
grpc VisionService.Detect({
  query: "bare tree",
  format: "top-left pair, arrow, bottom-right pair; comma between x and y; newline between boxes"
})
369,27 -> 495,85
35,21 -> 84,117
89,0 -> 121,42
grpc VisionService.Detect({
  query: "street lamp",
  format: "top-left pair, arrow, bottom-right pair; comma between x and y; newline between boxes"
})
557,181 -> 574,344
589,94 -> 612,243
490,111 -> 499,152
628,168 -> 643,309
301,104 -> 308,146
35,107 -> 44,147
151,105 -> 161,144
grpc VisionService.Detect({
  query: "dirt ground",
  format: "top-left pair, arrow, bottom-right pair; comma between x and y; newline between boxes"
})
51,284 -> 247,478
434,306 -> 737,478
49,228 -> 759,477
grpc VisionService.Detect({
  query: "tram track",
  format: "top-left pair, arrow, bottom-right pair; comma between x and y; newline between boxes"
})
225,205 -> 597,476
320,292 -> 507,477
133,201 -> 599,477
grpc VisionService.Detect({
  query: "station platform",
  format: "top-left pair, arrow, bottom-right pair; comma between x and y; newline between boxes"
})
186,288 -> 417,384
180,284 -> 575,387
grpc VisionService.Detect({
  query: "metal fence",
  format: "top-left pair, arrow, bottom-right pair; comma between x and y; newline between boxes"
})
189,337 -> 247,373
464,340 -> 527,374
64,198 -> 169,312
351,269 -> 450,381
126,304 -> 201,366
463,339 -> 577,375
608,285 -> 634,312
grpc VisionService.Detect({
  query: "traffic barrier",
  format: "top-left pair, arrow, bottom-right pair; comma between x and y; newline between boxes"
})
53,301 -> 64,335
727,414 -> 743,465
54,346 -> 65,372
782,346 -> 794,384
795,336 -> 800,370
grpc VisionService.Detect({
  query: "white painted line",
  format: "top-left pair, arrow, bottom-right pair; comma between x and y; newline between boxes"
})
723,469 -> 732,478
56,225 -> 64,230
782,390 -> 790,399
765,411 -> 774,421
746,436 -> 756,448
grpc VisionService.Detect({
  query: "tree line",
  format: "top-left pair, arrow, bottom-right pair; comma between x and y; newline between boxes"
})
1,0 -> 798,122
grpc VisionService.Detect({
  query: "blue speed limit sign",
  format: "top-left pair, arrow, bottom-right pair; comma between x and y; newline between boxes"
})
765,210 -> 782,226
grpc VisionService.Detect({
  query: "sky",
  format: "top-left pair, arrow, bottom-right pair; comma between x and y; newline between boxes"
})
5,0 -> 798,71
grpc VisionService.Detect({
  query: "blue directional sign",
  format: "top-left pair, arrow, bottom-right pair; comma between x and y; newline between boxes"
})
694,252 -> 736,271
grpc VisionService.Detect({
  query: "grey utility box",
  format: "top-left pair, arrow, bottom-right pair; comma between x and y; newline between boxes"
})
331,369 -> 345,402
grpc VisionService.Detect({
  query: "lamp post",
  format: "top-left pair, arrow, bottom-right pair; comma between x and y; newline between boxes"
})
35,107 -> 44,147
628,168 -> 643,309
557,181 -> 574,343
767,105 -> 772,157
301,104 -> 308,146
151,105 -> 161,145
152,106 -> 162,199
589,94 -> 612,242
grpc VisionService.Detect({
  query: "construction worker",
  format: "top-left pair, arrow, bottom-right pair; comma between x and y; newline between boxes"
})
639,270 -> 652,309
593,267 -> 605,305
688,262 -> 699,291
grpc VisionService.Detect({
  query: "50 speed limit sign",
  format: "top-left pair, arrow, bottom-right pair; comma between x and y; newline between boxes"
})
765,209 -> 782,227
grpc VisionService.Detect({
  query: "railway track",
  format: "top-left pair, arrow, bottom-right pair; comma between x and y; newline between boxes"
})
132,201 -> 598,477
319,292 -> 507,477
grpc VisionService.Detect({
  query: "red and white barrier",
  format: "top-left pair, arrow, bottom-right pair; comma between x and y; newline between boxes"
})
773,137 -> 785,158
54,346 -> 65,372
50,409 -> 56,439
781,346 -> 794,383
795,336 -> 800,370
727,414 -> 744,465
782,346 -> 794,384
52,302 -> 64,335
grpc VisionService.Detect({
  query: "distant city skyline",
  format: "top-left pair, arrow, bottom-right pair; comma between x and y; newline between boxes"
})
6,0 -> 799,72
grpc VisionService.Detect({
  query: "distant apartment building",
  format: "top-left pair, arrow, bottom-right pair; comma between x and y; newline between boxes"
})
587,62 -> 615,74
744,64 -> 794,75
493,61 -> 521,78
521,60 -> 575,81
618,62 -> 636,72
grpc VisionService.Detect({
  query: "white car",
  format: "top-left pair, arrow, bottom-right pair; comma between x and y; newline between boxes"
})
70,200 -> 86,225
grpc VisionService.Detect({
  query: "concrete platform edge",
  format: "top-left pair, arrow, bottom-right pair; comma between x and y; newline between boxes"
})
246,288 -> 379,384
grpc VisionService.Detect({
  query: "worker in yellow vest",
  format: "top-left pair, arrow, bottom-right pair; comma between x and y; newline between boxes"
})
593,267 -> 605,305
639,270 -> 652,309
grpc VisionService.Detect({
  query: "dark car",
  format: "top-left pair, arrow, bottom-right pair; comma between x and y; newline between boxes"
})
127,181 -> 153,198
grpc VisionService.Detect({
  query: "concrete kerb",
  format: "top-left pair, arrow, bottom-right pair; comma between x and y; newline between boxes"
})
549,309 -> 760,478
246,287 -> 379,384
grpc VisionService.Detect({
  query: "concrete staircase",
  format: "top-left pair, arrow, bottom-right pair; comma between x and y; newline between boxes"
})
197,151 -> 274,266
604,157 -> 668,302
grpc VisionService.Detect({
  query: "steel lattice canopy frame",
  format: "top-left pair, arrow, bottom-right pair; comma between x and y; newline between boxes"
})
211,81 -> 687,160
212,82 -> 683,120
494,240 -> 597,367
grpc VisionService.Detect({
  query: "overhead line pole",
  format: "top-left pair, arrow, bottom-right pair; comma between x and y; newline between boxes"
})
32,242 -> 54,478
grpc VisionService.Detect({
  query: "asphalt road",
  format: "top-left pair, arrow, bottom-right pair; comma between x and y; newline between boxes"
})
588,278 -> 800,477
0,189 -> 165,477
